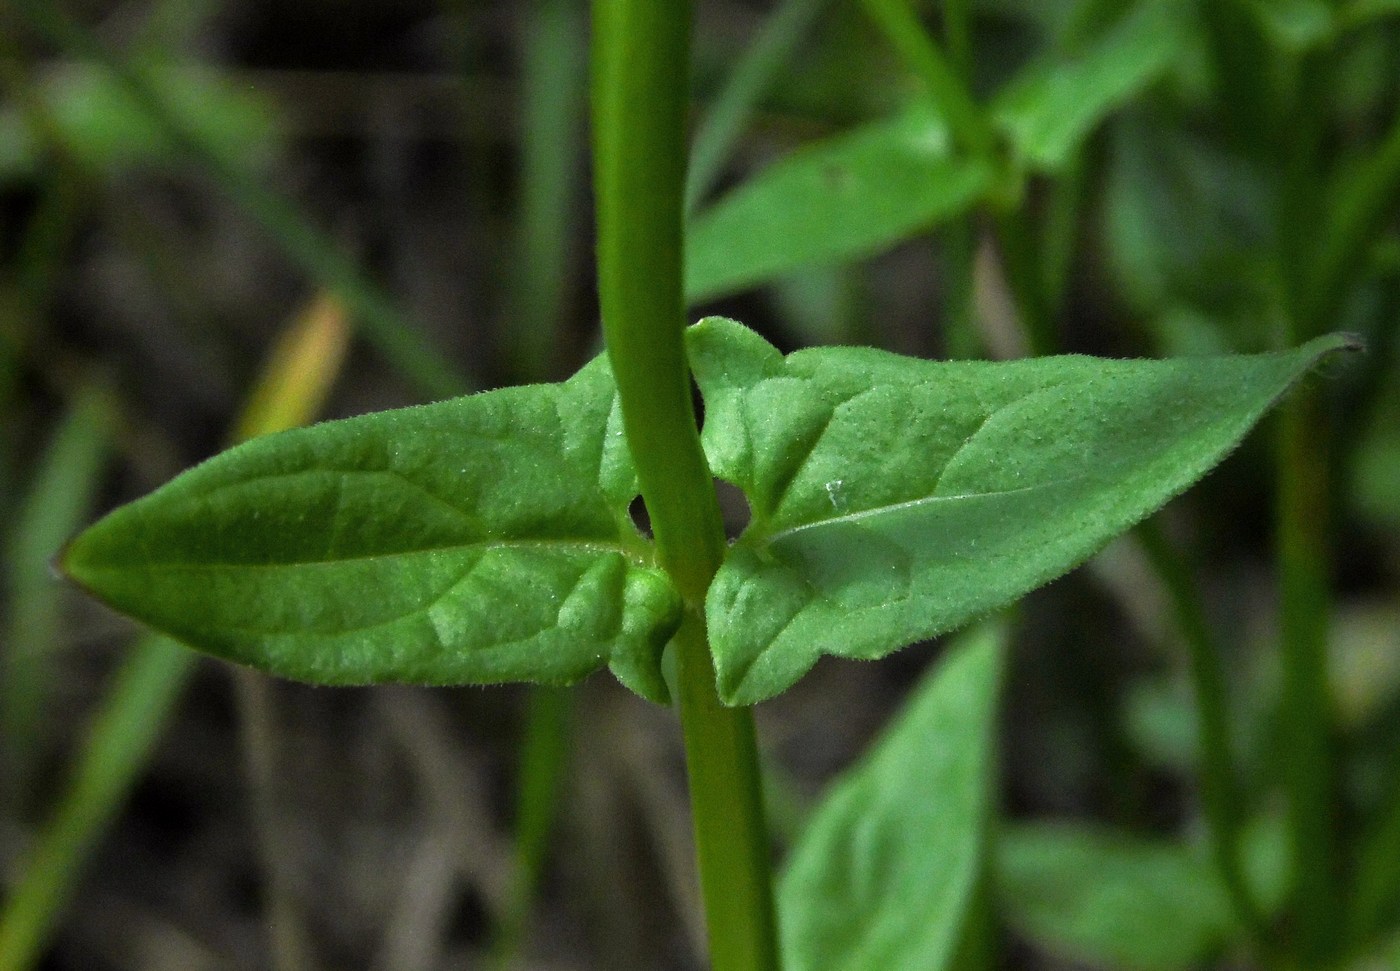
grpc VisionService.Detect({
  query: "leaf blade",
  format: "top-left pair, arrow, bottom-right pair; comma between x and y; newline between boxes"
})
692,317 -> 1354,704
997,823 -> 1234,971
62,355 -> 681,701
684,103 -> 992,303
780,622 -> 1004,971
993,0 -> 1189,171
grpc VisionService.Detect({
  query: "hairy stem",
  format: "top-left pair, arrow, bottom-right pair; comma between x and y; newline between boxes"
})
591,2 -> 780,969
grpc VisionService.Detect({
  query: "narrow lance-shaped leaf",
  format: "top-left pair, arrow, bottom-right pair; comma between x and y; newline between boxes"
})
690,317 -> 1355,705
684,101 -> 992,303
992,0 -> 1188,172
0,64 -> 277,180
61,355 -> 682,703
780,622 -> 1004,971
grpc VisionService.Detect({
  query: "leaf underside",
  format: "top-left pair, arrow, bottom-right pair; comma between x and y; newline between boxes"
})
690,317 -> 1353,705
61,355 -> 682,703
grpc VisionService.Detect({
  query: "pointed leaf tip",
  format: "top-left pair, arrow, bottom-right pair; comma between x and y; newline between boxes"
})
780,622 -> 1004,970
691,320 -> 1354,704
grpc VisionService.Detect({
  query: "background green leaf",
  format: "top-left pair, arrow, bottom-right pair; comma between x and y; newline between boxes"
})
0,64 -> 277,181
690,317 -> 1352,704
61,355 -> 681,702
780,622 -> 1004,971
997,815 -> 1290,970
993,0 -> 1188,171
684,102 -> 991,303
997,824 -> 1233,971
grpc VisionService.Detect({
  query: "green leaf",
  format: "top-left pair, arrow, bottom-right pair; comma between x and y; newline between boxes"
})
993,0 -> 1189,171
780,622 -> 1003,971
997,824 -> 1234,970
684,102 -> 992,303
61,356 -> 682,703
1250,0 -> 1335,51
3,390 -> 110,778
1101,117 -> 1273,330
1342,0 -> 1400,28
998,813 -> 1291,971
0,64 -> 277,181
690,317 -> 1353,705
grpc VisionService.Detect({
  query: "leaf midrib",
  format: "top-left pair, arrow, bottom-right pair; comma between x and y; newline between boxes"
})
79,536 -> 653,573
755,482 -> 1070,546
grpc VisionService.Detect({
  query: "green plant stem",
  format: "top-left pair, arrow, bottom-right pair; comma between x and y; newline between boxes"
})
0,636 -> 195,971
1136,519 -> 1265,940
1271,40 -> 1342,961
1276,386 -> 1340,963
992,207 -> 1055,357
1,388 -> 110,808
1348,759 -> 1400,950
14,0 -> 468,401
592,2 -> 779,968
511,0 -> 587,381
860,0 -> 994,161
672,616 -> 780,971
940,0 -> 971,81
489,686 -> 572,970
685,0 -> 831,216
941,219 -> 981,359
1302,107 -> 1400,337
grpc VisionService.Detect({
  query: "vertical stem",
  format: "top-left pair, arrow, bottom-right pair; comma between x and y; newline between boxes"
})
860,0 -> 993,161
685,0 -> 832,218
1136,520 -> 1264,938
511,0 -> 588,381
992,208 -> 1055,357
940,219 -> 981,360
1273,37 -> 1340,961
1277,386 -> 1339,962
591,2 -> 780,970
490,686 -> 572,970
940,0 -> 971,83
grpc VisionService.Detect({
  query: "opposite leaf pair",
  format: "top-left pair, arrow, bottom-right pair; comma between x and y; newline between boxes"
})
62,317 -> 1352,706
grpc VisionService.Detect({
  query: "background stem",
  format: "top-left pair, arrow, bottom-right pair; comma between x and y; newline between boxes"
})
1277,386 -> 1339,962
591,1 -> 779,968
1136,520 -> 1264,938
489,687 -> 572,970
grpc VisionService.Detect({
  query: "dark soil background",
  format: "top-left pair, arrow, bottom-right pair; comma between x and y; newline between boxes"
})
2,2 -> 1398,969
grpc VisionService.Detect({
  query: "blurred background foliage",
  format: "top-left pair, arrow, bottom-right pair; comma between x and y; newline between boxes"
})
0,0 -> 1398,969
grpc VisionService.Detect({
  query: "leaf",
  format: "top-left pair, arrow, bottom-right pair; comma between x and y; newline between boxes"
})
684,102 -> 992,303
0,64 -> 277,181
996,823 -> 1234,970
993,0 -> 1189,171
690,317 -> 1354,704
1250,0 -> 1335,51
1101,117 -> 1273,329
1342,0 -> 1400,28
3,390 -> 110,774
999,813 -> 1292,971
61,355 -> 682,703
780,622 -> 1004,971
